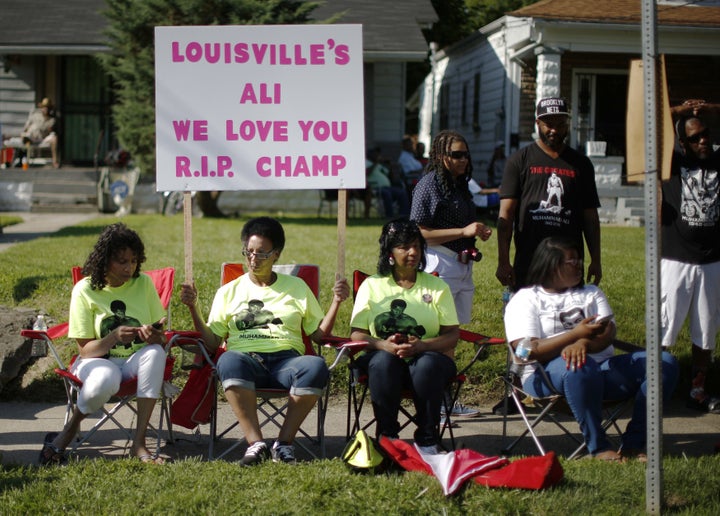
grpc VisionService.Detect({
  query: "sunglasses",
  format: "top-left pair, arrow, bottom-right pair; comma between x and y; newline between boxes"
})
241,248 -> 276,260
449,150 -> 470,160
685,129 -> 710,144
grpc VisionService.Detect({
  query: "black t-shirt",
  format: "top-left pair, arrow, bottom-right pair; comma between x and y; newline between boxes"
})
661,150 -> 720,264
500,143 -> 600,283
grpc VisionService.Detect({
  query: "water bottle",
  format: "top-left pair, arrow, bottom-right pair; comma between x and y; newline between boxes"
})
33,314 -> 48,331
31,315 -> 48,357
514,337 -> 533,362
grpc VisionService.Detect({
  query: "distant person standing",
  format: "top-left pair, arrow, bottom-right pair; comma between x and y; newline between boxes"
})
366,147 -> 410,218
662,101 -> 720,414
496,97 -> 602,291
411,129 -> 492,419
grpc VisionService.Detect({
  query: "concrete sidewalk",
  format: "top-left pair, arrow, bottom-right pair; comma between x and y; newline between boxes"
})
2,396 -> 719,466
0,211 -> 103,253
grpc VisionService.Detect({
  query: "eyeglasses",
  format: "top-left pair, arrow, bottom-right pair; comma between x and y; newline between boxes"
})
685,129 -> 710,144
449,150 -> 470,160
563,258 -> 583,267
242,248 -> 276,260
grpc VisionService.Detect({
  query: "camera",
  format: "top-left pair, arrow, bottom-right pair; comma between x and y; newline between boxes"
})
458,248 -> 483,264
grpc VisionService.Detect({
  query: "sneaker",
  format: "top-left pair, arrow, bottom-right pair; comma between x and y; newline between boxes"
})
271,441 -> 296,464
451,402 -> 481,418
240,441 -> 270,466
416,444 -> 440,455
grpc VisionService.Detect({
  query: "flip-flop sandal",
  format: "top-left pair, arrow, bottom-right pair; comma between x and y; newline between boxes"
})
592,450 -> 626,462
136,453 -> 166,465
39,432 -> 67,466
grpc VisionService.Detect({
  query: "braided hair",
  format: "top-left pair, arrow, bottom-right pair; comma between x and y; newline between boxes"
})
82,223 -> 146,290
425,130 -> 473,201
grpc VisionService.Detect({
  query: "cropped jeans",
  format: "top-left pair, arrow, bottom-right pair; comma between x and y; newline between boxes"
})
356,350 -> 456,447
523,350 -> 679,453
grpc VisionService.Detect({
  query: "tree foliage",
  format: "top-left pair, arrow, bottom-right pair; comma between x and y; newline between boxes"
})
97,0 -> 319,177
424,0 -> 536,50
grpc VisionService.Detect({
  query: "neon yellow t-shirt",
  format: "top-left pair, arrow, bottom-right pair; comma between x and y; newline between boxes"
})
207,273 -> 323,355
350,271 -> 458,340
68,274 -> 165,358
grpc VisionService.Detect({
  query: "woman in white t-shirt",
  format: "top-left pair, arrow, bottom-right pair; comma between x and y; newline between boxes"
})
504,236 -> 678,461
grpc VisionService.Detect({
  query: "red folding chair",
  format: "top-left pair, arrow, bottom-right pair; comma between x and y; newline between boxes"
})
345,270 -> 505,450
171,263 -> 351,460
21,267 -> 176,458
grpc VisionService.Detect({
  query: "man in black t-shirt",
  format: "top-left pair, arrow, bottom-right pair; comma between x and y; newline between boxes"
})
496,97 -> 602,290
662,106 -> 720,414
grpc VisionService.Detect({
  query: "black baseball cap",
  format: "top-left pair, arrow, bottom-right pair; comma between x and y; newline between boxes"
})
536,97 -> 570,119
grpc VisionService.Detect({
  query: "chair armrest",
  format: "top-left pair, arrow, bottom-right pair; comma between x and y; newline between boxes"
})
456,329 -> 505,376
321,336 -> 368,371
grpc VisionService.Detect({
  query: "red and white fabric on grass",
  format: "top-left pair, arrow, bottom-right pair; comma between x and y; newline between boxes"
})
378,437 -> 563,495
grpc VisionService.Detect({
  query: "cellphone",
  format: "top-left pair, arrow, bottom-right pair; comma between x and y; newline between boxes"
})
594,314 -> 613,325
152,321 -> 163,329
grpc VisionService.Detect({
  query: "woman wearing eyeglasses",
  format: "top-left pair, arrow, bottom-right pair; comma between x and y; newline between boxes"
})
504,236 -> 678,461
410,130 -> 492,418
179,216 -> 349,465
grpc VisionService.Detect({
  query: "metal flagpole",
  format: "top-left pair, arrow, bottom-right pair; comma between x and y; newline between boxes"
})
641,0 -> 663,513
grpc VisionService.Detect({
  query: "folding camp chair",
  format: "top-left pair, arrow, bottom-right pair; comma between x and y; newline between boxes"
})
21,267 -> 176,458
173,262 -> 350,461
345,270 -> 505,450
499,339 -> 637,459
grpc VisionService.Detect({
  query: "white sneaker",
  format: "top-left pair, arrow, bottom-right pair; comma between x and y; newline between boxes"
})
240,441 -> 270,466
271,441 -> 297,464
451,402 -> 480,418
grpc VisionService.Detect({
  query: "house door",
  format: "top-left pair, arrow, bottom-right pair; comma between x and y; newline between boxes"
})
572,71 -> 628,157
60,56 -> 113,166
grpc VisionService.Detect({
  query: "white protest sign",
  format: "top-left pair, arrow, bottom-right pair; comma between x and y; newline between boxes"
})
155,24 -> 365,192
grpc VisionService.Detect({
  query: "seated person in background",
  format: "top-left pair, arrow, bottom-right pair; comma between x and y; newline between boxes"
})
39,223 -> 168,465
4,98 -> 59,168
350,219 -> 459,455
366,147 -> 410,218
415,141 -> 429,167
180,216 -> 349,465
398,136 -> 424,186
504,235 -> 679,461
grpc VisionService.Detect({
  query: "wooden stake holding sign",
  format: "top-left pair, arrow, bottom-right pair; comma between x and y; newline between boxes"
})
625,55 -> 674,182
336,189 -> 347,281
183,192 -> 193,285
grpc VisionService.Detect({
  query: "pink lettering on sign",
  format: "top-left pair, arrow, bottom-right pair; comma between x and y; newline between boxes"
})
256,155 -> 347,177
225,120 -> 288,142
239,83 -> 281,104
172,120 -> 208,141
176,156 -> 234,177
297,120 -> 348,142
170,40 -> 351,65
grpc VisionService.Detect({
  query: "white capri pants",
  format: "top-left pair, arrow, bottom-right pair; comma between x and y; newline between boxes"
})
70,344 -> 166,415
424,246 -> 474,324
661,258 -> 720,351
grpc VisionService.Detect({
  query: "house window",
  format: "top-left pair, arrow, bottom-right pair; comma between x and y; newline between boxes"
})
571,70 -> 628,157
472,72 -> 481,133
461,82 -> 468,126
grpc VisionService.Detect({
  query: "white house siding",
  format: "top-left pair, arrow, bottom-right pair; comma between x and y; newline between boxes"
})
369,61 -> 406,153
418,33 -> 509,184
0,56 -> 38,138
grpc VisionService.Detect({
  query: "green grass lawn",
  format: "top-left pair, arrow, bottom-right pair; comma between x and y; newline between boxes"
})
2,213 -> 720,514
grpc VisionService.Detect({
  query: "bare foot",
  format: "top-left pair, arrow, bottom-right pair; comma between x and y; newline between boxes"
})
593,449 -> 625,462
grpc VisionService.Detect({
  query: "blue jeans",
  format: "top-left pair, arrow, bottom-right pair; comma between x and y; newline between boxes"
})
356,350 -> 456,446
523,351 -> 679,453
217,349 -> 329,397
